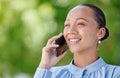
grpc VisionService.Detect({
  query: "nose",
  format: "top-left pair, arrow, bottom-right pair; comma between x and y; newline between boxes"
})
67,25 -> 78,34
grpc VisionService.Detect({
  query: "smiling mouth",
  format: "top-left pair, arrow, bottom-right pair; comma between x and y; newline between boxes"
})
68,38 -> 81,44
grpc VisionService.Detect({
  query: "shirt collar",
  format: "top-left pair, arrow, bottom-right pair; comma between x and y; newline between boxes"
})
68,57 -> 106,75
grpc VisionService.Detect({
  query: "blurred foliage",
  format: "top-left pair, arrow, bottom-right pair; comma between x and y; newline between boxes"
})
0,0 -> 119,78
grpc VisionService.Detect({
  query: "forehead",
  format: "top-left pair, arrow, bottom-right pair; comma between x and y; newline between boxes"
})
66,6 -> 94,20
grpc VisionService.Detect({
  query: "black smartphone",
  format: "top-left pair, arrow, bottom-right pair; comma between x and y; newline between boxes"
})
55,35 -> 68,57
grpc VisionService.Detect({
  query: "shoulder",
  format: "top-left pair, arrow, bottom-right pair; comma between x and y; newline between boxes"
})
48,65 -> 70,77
50,65 -> 69,73
105,64 -> 120,77
112,65 -> 120,78
106,64 -> 120,71
105,64 -> 120,69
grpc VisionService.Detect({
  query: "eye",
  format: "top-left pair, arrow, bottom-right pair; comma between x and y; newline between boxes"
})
64,24 -> 70,28
77,22 -> 86,26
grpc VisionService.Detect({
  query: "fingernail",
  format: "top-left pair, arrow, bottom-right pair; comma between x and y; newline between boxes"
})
56,45 -> 59,47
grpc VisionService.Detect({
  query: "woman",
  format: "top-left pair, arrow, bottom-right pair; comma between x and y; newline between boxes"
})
34,4 -> 120,78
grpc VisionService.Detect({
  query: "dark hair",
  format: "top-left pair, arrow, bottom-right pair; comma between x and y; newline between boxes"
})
80,4 -> 109,41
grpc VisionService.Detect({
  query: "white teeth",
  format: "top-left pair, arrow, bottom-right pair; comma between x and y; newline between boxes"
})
69,39 -> 80,42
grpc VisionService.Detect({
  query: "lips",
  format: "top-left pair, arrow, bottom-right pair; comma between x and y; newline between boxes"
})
68,38 -> 81,44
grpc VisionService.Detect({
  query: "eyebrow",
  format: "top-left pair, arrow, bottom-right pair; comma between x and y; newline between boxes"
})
66,18 -> 88,22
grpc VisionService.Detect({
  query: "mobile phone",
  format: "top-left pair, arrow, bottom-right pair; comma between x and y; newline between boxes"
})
55,35 -> 68,57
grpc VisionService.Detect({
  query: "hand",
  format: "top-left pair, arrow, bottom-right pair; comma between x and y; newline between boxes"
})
39,33 -> 67,69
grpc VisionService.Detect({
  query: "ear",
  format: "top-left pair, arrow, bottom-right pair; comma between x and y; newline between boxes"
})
97,27 -> 106,40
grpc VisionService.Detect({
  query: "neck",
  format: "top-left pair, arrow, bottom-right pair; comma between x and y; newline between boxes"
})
73,50 -> 99,68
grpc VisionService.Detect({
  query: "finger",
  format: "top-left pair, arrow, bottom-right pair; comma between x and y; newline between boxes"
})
47,33 -> 63,45
43,44 -> 59,52
48,44 -> 59,48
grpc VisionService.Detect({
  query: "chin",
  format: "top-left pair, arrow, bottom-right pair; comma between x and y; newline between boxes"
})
69,48 -> 80,54
69,47 -> 87,54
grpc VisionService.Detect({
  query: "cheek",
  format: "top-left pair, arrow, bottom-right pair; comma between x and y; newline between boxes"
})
63,29 -> 67,39
82,28 -> 98,40
63,29 -> 66,34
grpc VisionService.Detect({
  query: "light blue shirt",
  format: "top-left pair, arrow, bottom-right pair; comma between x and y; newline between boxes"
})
34,58 -> 120,78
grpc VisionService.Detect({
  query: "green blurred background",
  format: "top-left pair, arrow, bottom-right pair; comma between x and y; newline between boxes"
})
0,0 -> 119,78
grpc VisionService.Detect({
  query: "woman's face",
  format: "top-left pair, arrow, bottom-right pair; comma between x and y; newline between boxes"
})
64,6 -> 102,53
